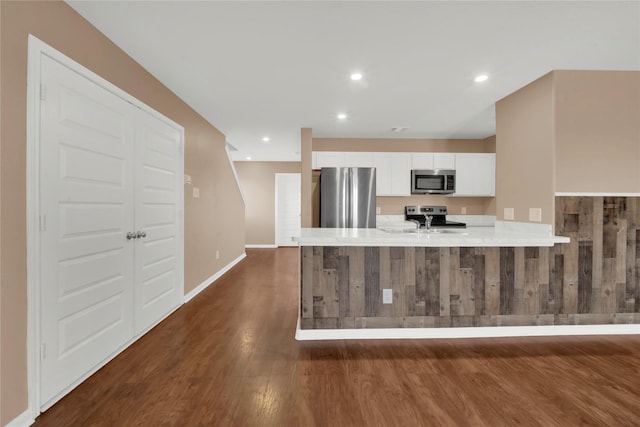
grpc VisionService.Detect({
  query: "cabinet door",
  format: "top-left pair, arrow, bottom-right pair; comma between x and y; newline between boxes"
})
315,151 -> 345,168
373,153 -> 391,195
389,153 -> 411,196
344,152 -> 374,167
474,154 -> 496,196
434,153 -> 455,169
453,153 -> 495,196
411,153 -> 434,170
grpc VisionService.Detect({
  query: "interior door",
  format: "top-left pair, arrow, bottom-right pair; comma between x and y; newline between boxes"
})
39,56 -> 135,407
133,108 -> 182,335
276,173 -> 301,246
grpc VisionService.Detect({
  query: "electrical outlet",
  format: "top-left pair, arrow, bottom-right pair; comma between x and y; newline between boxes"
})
504,207 -> 514,220
461,207 -> 467,214
529,208 -> 542,222
383,289 -> 393,304
215,250 -> 220,260
376,207 -> 381,214
193,187 -> 200,198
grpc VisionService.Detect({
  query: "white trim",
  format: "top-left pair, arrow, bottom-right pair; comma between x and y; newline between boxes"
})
5,409 -> 35,427
26,34 -> 43,421
246,244 -> 278,249
295,323 -> 640,341
183,252 -> 247,303
225,143 -> 246,206
26,35 -> 185,416
555,192 -> 640,197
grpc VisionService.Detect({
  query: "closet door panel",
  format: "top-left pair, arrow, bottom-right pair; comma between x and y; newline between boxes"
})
134,108 -> 182,335
39,55 -> 135,407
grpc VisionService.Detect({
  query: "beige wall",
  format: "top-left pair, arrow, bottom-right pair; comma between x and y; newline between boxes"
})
496,72 -> 556,225
311,137 -> 497,218
555,71 -> 640,193
0,2 -> 245,424
313,137 -> 494,153
235,162 -> 301,245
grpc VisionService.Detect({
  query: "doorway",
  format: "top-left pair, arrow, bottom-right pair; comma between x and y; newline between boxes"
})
275,173 -> 301,246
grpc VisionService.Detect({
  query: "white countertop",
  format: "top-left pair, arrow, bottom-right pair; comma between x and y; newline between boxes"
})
293,221 -> 570,247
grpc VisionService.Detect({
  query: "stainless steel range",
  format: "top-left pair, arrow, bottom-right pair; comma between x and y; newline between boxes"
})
405,205 -> 466,229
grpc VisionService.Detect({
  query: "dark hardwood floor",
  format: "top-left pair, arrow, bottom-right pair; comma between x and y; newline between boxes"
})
34,248 -> 640,427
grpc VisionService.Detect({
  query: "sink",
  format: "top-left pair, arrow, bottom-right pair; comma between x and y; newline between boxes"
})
380,228 -> 469,235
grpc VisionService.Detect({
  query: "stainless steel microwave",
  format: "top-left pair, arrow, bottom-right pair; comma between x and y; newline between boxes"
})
411,169 -> 456,194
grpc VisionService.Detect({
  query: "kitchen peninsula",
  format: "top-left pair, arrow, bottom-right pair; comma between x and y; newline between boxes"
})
295,220 -> 577,338
294,211 -> 639,340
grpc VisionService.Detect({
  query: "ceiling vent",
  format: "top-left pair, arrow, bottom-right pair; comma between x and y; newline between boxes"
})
391,127 -> 408,133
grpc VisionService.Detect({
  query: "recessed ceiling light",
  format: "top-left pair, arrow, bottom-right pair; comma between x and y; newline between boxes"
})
262,137 -> 269,142
350,73 -> 363,81
474,74 -> 489,83
337,113 -> 347,120
246,156 -> 252,160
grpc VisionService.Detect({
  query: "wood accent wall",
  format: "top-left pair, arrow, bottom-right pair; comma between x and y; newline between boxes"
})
300,196 -> 640,329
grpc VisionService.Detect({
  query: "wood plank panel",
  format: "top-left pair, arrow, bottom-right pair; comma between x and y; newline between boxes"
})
425,248 -> 440,316
484,247 -> 500,315
364,247 -> 380,317
404,247 -> 416,317
499,248 -> 514,315
348,247 -> 365,317
439,249 -> 451,317
578,242 -> 593,313
414,247 -> 426,316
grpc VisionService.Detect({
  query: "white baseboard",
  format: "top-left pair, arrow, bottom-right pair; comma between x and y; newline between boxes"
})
6,409 -> 34,427
295,323 -> 640,341
183,252 -> 247,303
245,244 -> 277,248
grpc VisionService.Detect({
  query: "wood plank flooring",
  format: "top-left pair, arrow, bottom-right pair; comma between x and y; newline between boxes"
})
33,248 -> 640,427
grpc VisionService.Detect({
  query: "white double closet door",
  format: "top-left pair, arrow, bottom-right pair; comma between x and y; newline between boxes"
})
38,55 -> 183,408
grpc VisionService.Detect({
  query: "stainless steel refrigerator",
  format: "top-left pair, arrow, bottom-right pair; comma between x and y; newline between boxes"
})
320,167 -> 376,228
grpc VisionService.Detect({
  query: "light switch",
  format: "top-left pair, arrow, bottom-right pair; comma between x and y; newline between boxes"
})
193,187 -> 200,198
529,207 -> 542,222
504,207 -> 514,220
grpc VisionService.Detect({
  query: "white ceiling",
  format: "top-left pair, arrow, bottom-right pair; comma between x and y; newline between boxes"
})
67,1 -> 640,162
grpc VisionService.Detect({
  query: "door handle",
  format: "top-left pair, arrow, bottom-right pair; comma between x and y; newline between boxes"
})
126,232 -> 137,240
136,231 -> 147,239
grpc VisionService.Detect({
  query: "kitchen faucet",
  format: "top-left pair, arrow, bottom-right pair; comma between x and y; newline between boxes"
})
424,215 -> 433,230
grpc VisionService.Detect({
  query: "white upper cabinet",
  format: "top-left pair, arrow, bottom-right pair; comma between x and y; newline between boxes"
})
374,152 -> 410,196
410,153 -> 455,170
313,151 -> 374,168
411,153 -> 434,170
311,150 -> 494,198
315,151 -> 345,168
453,153 -> 496,197
434,153 -> 455,169
343,152 -> 374,167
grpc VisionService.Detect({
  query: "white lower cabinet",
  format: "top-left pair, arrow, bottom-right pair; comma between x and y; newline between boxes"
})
374,152 -> 411,196
453,153 -> 496,196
